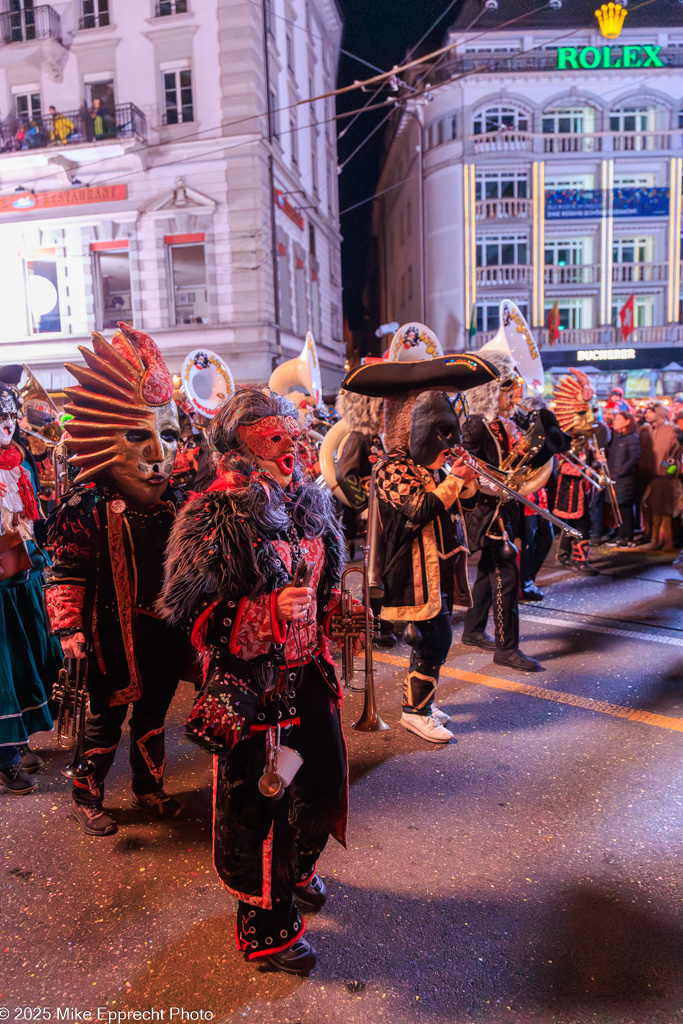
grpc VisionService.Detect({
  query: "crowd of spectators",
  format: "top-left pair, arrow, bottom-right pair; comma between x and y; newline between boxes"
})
1,100 -> 119,153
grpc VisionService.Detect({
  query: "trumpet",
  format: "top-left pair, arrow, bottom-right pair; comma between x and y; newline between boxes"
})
330,478 -> 388,731
52,656 -> 95,779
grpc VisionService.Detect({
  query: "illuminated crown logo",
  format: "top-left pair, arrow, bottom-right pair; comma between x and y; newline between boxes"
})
595,2 -> 627,39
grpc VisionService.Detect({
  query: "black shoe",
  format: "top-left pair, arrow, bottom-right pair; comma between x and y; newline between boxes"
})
260,937 -> 317,976
521,583 -> 544,602
0,763 -> 38,795
71,798 -> 117,836
570,561 -> 599,576
18,745 -> 44,774
295,873 -> 328,909
493,648 -> 542,673
461,631 -> 497,651
133,789 -> 182,819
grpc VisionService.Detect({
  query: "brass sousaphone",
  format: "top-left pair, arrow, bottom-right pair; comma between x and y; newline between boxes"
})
268,331 -> 323,408
179,348 -> 235,425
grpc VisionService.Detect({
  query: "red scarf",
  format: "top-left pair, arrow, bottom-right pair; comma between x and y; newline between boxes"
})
0,444 -> 40,520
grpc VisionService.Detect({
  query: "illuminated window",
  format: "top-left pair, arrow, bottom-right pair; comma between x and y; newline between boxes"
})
168,243 -> 210,325
473,105 -> 528,135
25,259 -> 61,335
94,249 -> 132,330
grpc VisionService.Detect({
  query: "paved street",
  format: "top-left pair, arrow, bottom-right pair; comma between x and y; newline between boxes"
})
3,543 -> 683,1024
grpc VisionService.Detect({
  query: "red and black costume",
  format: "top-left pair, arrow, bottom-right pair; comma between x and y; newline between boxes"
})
44,324 -> 186,832
157,388 -> 347,969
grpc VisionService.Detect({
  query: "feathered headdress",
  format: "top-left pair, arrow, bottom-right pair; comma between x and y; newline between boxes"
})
64,322 -> 175,483
553,369 -> 594,433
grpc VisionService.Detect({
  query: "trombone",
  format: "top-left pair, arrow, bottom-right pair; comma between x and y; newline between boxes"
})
450,445 -> 582,539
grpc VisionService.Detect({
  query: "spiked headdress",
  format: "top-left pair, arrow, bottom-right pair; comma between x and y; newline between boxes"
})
64,321 -> 175,483
553,369 -> 594,434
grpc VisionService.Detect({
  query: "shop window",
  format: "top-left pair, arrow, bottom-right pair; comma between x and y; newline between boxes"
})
163,66 -> 194,124
168,242 -> 210,325
80,0 -> 109,29
94,248 -> 132,329
25,259 -> 61,335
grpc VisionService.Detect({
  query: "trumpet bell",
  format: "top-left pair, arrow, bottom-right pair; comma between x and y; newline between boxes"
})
268,332 -> 323,408
181,349 -> 235,421
479,300 -> 544,396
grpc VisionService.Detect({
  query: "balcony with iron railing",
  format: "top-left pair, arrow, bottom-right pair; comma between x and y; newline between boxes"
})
429,48 -> 683,84
0,4 -> 61,43
476,264 -> 533,287
544,265 -> 599,286
474,197 -> 532,220
0,104 -> 147,153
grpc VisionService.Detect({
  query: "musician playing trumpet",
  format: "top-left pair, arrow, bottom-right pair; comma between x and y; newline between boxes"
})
158,387 -> 363,977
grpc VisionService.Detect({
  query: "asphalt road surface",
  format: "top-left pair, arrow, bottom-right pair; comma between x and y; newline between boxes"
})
3,543 -> 683,1024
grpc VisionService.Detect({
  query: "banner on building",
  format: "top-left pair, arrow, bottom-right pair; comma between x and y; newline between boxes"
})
545,186 -> 669,220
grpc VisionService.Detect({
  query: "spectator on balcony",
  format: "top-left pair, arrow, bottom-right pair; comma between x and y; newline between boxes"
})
88,98 -> 115,141
48,106 -> 74,145
25,121 -> 44,149
605,408 -> 641,549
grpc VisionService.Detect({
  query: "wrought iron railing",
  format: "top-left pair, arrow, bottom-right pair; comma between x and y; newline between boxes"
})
0,4 -> 61,43
0,103 -> 147,153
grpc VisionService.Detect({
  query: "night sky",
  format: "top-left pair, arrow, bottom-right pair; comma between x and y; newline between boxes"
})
335,0 -> 456,333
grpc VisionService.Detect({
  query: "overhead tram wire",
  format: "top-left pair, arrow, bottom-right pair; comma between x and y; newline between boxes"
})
6,0 -> 664,199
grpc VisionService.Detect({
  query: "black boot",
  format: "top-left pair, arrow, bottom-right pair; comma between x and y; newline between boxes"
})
520,582 -> 544,602
493,648 -> 542,673
261,937 -> 318,976
133,788 -> 182,819
295,873 -> 328,909
0,763 -> 38,795
18,745 -> 44,773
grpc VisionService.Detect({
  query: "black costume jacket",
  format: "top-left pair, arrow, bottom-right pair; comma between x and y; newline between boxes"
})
44,481 -> 186,713
375,447 -> 472,621
460,414 -> 519,552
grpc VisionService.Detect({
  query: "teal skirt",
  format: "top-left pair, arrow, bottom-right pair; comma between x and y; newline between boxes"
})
0,542 -> 62,748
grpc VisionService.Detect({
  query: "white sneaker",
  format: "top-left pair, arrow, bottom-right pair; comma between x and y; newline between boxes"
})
431,706 -> 449,724
400,712 -> 452,743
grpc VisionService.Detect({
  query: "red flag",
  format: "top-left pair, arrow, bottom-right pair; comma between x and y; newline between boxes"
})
548,301 -> 560,345
619,294 -> 635,341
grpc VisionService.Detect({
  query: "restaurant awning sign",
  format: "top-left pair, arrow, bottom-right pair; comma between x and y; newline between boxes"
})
0,184 -> 127,214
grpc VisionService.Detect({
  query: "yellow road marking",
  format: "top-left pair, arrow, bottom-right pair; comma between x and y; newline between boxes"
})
372,651 -> 683,734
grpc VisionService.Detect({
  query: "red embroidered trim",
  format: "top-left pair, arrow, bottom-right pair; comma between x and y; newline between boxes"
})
212,756 -> 275,910
107,504 -> 142,706
191,599 -> 220,651
46,583 -> 85,632
135,726 -> 165,781
270,591 -> 287,643
229,597 -> 248,656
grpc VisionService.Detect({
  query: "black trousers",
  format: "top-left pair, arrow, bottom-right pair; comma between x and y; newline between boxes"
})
520,514 -> 553,587
617,502 -> 635,542
73,670 -> 180,804
463,537 -> 520,651
559,511 -> 591,560
403,604 -> 453,714
214,660 -> 346,959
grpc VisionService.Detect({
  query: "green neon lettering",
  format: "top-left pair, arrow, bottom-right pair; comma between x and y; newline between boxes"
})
602,45 -> 622,68
578,46 -> 601,69
642,44 -> 664,67
557,46 -> 579,70
623,45 -> 643,68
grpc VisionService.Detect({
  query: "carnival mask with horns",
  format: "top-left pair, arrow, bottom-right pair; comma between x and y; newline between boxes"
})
64,322 -> 179,507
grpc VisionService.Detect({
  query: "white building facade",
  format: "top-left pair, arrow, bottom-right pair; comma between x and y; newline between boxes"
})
372,0 -> 683,385
0,0 -> 344,392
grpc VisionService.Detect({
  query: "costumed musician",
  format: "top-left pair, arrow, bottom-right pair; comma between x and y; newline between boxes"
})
460,302 -> 570,671
341,332 -> 500,743
44,323 -> 189,836
0,379 -> 62,794
157,387 -> 365,977
552,369 -> 602,575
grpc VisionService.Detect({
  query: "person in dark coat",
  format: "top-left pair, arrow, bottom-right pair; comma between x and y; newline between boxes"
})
606,409 -> 641,547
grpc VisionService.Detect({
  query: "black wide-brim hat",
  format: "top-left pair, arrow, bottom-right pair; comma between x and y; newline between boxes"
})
341,353 -> 500,397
